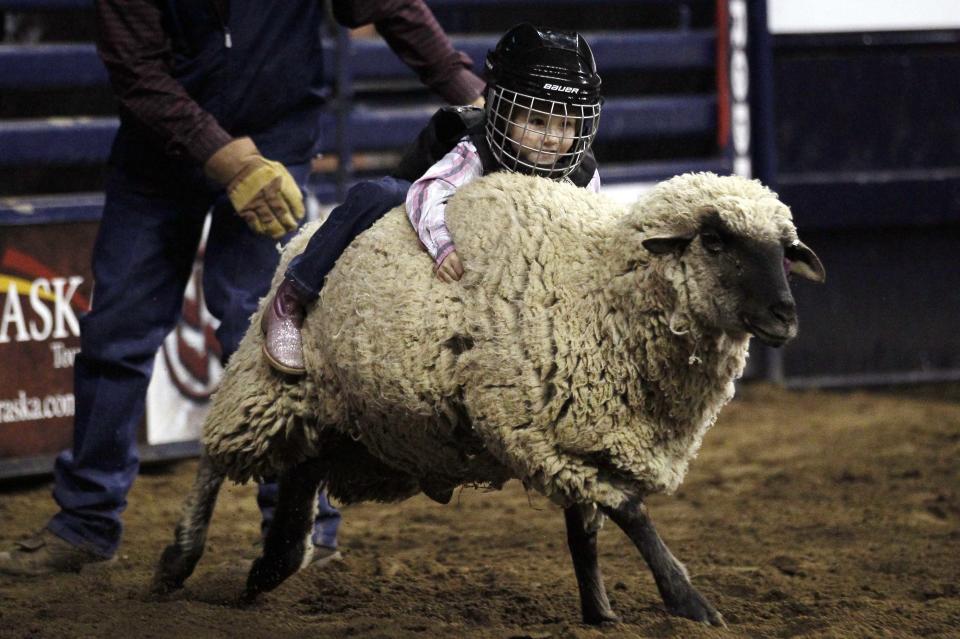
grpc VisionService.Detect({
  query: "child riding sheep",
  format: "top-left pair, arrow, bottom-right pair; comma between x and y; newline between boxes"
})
261,23 -> 604,375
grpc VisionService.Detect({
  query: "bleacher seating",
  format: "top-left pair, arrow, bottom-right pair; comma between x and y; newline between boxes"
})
0,0 -> 729,221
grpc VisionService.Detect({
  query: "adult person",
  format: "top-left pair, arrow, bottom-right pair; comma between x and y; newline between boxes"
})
0,0 -> 483,576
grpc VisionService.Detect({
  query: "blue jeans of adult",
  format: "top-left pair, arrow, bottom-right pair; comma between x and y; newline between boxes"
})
47,160 -> 340,558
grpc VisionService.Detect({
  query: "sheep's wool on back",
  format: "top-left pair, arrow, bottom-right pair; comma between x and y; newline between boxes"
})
204,172 -> 786,509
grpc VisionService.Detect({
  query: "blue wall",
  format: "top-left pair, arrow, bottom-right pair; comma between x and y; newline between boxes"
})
770,30 -> 960,383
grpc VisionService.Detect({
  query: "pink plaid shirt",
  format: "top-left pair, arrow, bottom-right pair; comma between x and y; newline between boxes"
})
406,137 -> 602,265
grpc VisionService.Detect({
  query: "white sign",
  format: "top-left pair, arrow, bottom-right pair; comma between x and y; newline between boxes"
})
145,217 -> 222,445
769,0 -> 960,34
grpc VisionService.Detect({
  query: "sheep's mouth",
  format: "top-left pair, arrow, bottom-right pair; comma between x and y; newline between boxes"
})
741,315 -> 794,348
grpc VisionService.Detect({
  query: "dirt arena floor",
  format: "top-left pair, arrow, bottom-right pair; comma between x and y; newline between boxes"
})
1,383 -> 958,639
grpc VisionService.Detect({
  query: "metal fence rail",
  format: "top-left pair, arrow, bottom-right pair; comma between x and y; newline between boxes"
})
0,30 -> 716,90
0,3 -> 727,210
0,95 -> 718,164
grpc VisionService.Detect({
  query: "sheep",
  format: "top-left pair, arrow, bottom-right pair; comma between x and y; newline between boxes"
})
153,171 -> 824,627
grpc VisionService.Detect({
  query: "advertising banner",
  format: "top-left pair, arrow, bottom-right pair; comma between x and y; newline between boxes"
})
0,218 -> 218,475
0,222 -> 95,458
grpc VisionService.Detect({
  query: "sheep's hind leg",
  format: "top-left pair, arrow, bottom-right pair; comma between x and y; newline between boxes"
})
242,459 -> 324,602
152,452 -> 225,594
603,496 -> 726,628
564,505 -> 620,625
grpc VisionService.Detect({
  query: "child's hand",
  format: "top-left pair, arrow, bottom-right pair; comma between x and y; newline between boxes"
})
436,251 -> 464,283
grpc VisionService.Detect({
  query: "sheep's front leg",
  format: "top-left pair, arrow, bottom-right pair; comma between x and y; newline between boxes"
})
603,496 -> 726,628
242,460 -> 324,602
564,505 -> 620,625
152,452 -> 225,594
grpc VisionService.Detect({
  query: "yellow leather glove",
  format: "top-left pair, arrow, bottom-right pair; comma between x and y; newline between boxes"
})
204,137 -> 305,239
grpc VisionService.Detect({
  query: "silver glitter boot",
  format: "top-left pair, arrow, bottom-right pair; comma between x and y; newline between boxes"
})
261,277 -> 309,375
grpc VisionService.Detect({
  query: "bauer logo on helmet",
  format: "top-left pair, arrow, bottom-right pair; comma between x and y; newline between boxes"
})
543,83 -> 580,94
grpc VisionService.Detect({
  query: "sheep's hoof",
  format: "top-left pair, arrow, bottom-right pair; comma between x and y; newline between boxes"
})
150,577 -> 182,596
243,552 -> 301,602
583,608 -> 621,626
243,558 -> 273,600
666,590 -> 727,628
150,543 -> 198,594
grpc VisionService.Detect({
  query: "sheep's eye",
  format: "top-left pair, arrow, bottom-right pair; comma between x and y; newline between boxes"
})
701,231 -> 724,253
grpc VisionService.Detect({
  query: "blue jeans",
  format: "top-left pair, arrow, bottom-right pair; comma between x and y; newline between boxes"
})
47,162 -> 340,558
257,482 -> 340,548
286,176 -> 411,299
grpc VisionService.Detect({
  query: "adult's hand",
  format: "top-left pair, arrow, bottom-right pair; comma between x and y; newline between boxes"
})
204,137 -> 305,239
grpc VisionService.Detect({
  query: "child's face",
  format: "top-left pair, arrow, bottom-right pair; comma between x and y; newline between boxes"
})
506,107 -> 577,167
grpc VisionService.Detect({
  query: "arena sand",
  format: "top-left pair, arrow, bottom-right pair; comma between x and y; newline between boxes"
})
1,383 -> 958,638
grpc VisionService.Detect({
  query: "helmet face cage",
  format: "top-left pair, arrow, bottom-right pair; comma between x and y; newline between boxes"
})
485,84 -> 601,180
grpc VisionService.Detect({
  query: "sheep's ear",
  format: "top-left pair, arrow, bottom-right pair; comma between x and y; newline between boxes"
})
642,204 -> 718,255
785,240 -> 826,283
642,233 -> 695,255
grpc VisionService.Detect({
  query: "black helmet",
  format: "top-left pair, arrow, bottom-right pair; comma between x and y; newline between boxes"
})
484,24 -> 602,179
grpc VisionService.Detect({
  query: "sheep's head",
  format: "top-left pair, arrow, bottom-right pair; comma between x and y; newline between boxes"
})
635,175 -> 825,347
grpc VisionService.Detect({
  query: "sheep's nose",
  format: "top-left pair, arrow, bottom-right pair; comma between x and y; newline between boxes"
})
770,300 -> 797,324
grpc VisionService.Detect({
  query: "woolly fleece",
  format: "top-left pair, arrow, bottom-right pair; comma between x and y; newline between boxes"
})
203,172 -> 798,510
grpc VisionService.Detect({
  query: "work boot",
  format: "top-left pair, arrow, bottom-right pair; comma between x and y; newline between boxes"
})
0,529 -> 111,576
308,545 -> 343,568
261,277 -> 311,375
247,539 -> 342,569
